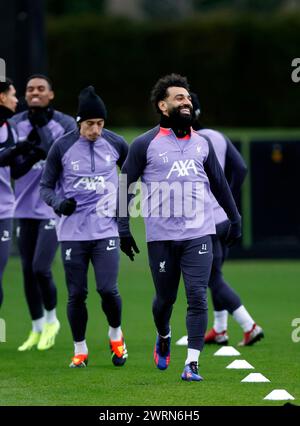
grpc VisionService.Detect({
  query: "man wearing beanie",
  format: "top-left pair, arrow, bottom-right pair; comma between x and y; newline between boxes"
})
40,86 -> 129,368
11,75 -> 76,352
118,73 -> 241,381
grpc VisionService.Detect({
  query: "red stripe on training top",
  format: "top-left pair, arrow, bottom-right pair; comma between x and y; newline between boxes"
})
153,127 -> 172,141
153,127 -> 193,141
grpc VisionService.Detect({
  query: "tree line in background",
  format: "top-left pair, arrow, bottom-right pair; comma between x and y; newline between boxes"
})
47,0 -> 300,18
46,12 -> 300,127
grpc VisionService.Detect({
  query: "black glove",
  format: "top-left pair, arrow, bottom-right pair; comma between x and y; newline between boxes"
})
57,198 -> 77,216
120,236 -> 140,261
28,107 -> 53,127
225,219 -> 242,248
27,128 -> 41,145
27,128 -> 50,159
11,141 -> 33,156
32,146 -> 48,160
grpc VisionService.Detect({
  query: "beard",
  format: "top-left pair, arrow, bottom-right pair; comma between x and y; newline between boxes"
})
168,105 -> 193,128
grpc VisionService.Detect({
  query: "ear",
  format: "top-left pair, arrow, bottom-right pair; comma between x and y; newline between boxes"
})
49,90 -> 55,101
158,100 -> 168,114
0,92 -> 6,104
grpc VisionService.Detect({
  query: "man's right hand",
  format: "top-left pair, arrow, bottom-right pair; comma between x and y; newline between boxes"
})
225,219 -> 242,248
26,128 -> 51,160
27,128 -> 41,145
12,141 -> 33,156
58,198 -> 77,216
120,236 -> 140,261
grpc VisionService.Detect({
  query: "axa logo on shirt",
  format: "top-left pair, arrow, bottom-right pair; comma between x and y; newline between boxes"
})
73,176 -> 105,191
166,159 -> 198,179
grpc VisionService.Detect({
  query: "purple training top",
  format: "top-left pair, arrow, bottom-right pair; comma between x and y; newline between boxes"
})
0,123 -> 17,219
118,126 -> 241,242
199,128 -> 247,225
40,128 -> 128,242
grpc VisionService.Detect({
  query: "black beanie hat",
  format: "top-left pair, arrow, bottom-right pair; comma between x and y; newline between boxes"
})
76,86 -> 107,123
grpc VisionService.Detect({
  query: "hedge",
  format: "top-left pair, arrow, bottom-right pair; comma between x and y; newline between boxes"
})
47,12 -> 300,127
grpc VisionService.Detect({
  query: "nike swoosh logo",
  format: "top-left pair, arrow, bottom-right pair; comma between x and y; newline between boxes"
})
106,246 -> 117,251
199,250 -> 209,255
159,152 -> 168,156
1,237 -> 11,242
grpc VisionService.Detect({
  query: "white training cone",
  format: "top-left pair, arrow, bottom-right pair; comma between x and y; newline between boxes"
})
241,373 -> 270,383
176,336 -> 188,346
226,360 -> 254,369
264,390 -> 295,401
214,346 -> 241,356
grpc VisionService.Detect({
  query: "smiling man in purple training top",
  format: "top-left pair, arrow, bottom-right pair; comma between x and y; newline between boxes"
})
40,86 -> 129,369
0,77 -> 58,312
118,73 -> 241,382
11,75 -> 76,352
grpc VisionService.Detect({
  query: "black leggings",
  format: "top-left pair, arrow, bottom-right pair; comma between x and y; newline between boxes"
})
61,238 -> 122,342
148,236 -> 213,351
208,220 -> 242,314
17,218 -> 58,320
0,219 -> 13,308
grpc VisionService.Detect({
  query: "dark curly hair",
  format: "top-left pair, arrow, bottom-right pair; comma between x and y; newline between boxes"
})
26,74 -> 53,90
150,73 -> 190,114
0,78 -> 13,94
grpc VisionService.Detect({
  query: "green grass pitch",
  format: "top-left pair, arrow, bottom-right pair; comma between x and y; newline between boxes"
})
0,216 -> 299,406
0,128 -> 299,405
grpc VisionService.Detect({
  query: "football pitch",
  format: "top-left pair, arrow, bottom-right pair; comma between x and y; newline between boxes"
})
0,216 -> 299,406
0,128 -> 299,406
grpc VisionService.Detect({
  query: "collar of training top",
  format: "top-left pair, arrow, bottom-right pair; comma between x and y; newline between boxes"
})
27,105 -> 54,124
